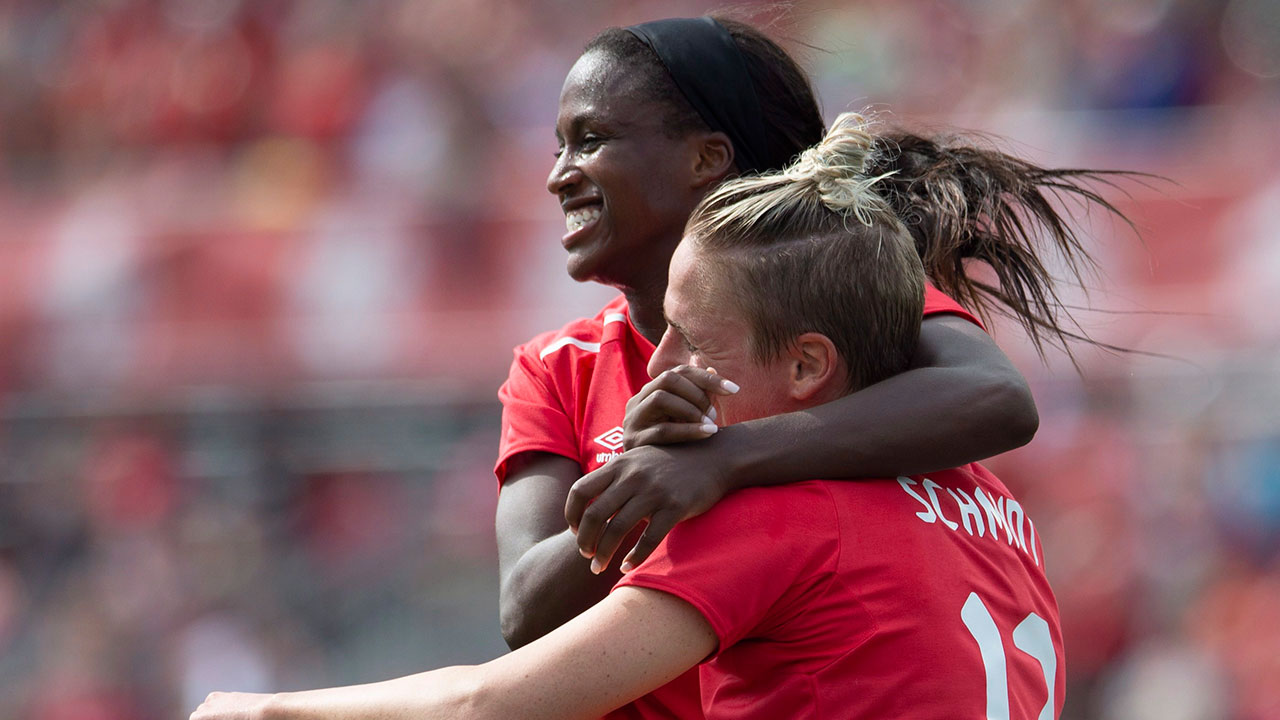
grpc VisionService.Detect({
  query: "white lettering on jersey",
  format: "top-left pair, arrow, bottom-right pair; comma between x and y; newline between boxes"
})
900,476 -> 1040,566
922,478 -> 959,531
947,486 -> 986,538
897,477 -> 937,523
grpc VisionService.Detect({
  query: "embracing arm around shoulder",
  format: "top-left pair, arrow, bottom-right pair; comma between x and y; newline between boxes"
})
191,587 -> 715,720
726,313 -> 1039,484
568,314 -> 1039,571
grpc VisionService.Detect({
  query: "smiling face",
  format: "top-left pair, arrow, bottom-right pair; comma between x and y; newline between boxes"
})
547,49 -> 709,291
648,240 -> 798,426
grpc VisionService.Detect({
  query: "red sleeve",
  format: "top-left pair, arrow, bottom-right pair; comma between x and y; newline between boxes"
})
614,483 -> 838,653
494,336 -> 579,486
923,283 -> 984,330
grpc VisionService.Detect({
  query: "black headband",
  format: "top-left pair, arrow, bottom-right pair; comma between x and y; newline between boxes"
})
626,17 -> 770,175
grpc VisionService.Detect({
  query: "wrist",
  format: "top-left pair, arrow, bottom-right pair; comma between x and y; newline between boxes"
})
714,415 -> 816,489
258,693 -> 291,720
705,425 -> 756,492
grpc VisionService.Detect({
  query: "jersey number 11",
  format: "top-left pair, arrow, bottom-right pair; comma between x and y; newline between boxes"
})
960,591 -> 1057,720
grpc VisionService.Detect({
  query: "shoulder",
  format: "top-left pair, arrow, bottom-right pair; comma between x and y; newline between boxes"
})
923,283 -> 984,330
675,482 -> 840,549
512,295 -> 630,367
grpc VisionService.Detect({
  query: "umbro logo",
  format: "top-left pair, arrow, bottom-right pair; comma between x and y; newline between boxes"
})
593,426 -> 626,451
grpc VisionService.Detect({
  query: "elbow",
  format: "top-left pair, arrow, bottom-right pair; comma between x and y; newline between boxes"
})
499,610 -> 530,651
985,370 -> 1039,451
499,585 -> 539,650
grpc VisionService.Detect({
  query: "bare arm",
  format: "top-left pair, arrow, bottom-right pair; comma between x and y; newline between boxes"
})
569,315 -> 1039,571
724,314 -> 1037,481
190,587 -> 715,720
495,451 -> 621,648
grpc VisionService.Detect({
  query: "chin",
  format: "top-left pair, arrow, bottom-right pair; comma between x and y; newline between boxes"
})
566,253 -> 630,289
565,253 -> 598,284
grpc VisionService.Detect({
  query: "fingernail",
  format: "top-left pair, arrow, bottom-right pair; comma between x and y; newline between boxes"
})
590,558 -> 603,574
580,548 -> 592,559
720,379 -> 739,394
700,422 -> 719,435
707,406 -> 717,422
620,561 -> 634,573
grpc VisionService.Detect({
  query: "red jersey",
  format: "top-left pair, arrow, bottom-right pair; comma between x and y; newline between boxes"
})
616,467 -> 1064,720
495,287 -> 985,720
495,286 -> 981,483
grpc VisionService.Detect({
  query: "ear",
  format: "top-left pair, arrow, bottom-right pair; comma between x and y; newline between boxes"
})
690,132 -> 735,189
786,332 -> 843,402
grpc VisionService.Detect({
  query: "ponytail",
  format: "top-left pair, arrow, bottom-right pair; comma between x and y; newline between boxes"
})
869,131 -> 1140,360
683,112 -> 1143,386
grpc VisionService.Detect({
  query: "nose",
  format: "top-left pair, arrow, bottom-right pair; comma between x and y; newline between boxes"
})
546,151 -> 582,196
647,325 -> 690,379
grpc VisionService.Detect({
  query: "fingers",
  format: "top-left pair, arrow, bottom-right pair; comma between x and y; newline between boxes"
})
627,421 -> 719,448
640,385 -> 709,423
573,482 -> 623,562
565,466 -> 612,534
654,365 -> 739,405
619,510 -> 679,573
587,501 -> 650,574
624,366 -> 737,450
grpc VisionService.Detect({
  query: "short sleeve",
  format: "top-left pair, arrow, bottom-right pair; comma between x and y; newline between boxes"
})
615,484 -> 838,653
494,339 -> 579,486
923,283 -> 985,330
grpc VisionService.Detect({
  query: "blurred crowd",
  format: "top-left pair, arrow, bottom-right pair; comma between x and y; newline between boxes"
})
0,0 -> 1277,718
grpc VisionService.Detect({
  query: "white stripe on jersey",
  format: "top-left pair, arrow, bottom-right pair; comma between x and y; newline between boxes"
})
539,336 -> 602,360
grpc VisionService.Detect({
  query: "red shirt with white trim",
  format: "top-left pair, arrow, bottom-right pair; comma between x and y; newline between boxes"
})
495,285 -> 980,483
615,466 -> 1064,720
495,286 -> 984,720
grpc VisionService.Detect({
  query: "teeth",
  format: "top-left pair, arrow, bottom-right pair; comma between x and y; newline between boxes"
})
565,207 -> 601,232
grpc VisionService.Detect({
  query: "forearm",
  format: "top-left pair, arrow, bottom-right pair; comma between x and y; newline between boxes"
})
262,666 -> 483,720
718,363 -> 1036,488
488,587 -> 715,720
500,528 -> 619,648
267,589 -> 711,720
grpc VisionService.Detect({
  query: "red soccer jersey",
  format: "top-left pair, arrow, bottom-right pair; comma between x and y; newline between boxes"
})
616,466 -> 1064,720
495,285 -> 980,483
495,286 -> 985,720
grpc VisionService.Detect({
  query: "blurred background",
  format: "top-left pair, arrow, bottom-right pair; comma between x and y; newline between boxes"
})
0,0 -> 1276,718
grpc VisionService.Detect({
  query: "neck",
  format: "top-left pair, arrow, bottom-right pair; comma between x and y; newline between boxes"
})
622,283 -> 668,345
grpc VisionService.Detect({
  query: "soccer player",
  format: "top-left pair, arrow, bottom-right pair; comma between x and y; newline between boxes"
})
191,111 -> 1063,720
498,17 -> 1120,718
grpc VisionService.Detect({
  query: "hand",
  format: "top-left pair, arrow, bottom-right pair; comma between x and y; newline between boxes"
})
190,691 -> 274,720
565,442 -> 734,575
621,366 -> 739,450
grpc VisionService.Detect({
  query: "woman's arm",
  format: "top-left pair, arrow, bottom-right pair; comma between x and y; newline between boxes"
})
568,314 -> 1039,571
495,451 -> 621,648
730,314 -> 1038,479
190,587 -> 716,720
